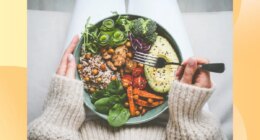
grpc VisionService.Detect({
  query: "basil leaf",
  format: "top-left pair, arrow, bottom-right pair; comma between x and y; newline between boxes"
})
107,80 -> 124,94
108,104 -> 130,127
94,95 -> 121,114
90,89 -> 111,103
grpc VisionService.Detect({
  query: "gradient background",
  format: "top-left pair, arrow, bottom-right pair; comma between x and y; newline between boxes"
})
0,0 -> 259,139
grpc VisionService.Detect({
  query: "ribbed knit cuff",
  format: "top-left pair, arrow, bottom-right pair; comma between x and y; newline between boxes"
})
41,75 -> 85,129
168,80 -> 214,118
167,81 -> 219,140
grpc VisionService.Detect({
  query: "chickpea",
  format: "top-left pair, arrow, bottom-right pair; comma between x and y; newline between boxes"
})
148,98 -> 154,104
135,110 -> 140,116
138,106 -> 143,111
100,64 -> 107,71
84,76 -> 90,82
133,95 -> 139,100
89,87 -> 96,93
107,48 -> 115,54
141,108 -> 146,115
91,69 -> 99,75
111,75 -> 117,81
125,41 -> 131,47
118,45 -> 125,48
124,102 -> 129,107
96,77 -> 102,83
84,53 -> 92,59
126,52 -> 133,58
77,64 -> 83,70
138,63 -> 144,68
122,82 -> 129,88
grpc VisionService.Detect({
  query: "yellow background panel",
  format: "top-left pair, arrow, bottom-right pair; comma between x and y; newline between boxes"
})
0,67 -> 26,139
0,0 -> 26,67
0,0 -> 27,139
234,0 -> 260,139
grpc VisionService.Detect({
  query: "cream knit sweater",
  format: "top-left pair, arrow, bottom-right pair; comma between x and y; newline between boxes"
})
28,75 -> 224,140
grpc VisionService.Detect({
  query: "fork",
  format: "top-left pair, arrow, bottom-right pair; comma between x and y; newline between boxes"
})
133,51 -> 225,73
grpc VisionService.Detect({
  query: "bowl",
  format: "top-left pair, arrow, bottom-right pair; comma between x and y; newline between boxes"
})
74,14 -> 183,125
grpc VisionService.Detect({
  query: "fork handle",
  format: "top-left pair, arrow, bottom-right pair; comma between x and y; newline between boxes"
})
166,62 -> 225,73
200,63 -> 225,73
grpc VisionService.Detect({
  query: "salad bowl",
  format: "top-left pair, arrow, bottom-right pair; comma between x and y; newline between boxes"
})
74,14 -> 183,125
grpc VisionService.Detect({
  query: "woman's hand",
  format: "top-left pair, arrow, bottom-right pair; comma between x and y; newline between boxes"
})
56,35 -> 79,79
175,57 -> 212,88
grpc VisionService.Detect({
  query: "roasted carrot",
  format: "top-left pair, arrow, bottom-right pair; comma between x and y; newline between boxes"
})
134,99 -> 163,107
133,88 -> 164,100
127,86 -> 136,116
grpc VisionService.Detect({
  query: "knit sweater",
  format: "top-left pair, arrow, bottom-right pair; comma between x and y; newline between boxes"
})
28,75 -> 224,140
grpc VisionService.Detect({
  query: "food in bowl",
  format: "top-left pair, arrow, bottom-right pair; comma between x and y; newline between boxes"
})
78,55 -> 118,92
76,14 -> 180,127
144,36 -> 179,93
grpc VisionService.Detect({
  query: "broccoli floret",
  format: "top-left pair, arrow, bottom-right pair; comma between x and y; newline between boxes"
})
132,18 -> 144,36
145,20 -> 157,35
144,32 -> 157,44
131,18 -> 157,44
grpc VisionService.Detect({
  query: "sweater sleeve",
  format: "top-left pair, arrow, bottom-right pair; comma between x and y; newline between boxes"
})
166,81 -> 224,140
28,75 -> 85,140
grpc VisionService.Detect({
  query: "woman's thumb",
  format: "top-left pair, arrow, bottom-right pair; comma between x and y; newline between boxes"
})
66,54 -> 76,79
180,58 -> 197,84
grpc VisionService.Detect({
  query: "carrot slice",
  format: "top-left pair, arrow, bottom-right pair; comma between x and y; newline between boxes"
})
134,99 -> 164,107
127,86 -> 136,116
133,88 -> 164,100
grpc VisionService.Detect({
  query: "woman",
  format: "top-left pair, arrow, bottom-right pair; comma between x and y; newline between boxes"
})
28,36 -> 224,140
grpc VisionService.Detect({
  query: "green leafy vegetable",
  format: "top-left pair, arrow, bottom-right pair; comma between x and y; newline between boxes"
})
91,80 -> 124,103
82,17 -> 99,54
94,94 -> 126,114
108,104 -> 130,127
94,95 -> 121,114
82,15 -> 131,51
107,80 -> 124,94
90,89 -> 111,103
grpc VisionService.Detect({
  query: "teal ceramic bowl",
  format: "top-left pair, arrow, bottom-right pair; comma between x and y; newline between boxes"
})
74,14 -> 183,125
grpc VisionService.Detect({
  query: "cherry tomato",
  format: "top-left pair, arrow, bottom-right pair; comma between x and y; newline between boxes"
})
132,67 -> 143,77
121,74 -> 132,87
133,76 -> 147,89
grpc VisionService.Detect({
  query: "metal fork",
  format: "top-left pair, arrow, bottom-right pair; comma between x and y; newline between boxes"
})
133,51 -> 225,73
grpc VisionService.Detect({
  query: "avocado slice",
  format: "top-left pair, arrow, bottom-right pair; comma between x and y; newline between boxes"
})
144,36 -> 179,94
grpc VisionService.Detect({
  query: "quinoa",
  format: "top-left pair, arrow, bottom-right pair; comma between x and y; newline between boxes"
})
78,54 -> 118,92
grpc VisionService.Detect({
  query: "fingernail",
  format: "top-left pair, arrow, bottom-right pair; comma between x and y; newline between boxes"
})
73,35 -> 79,42
188,58 -> 195,66
68,54 -> 74,62
74,34 -> 79,38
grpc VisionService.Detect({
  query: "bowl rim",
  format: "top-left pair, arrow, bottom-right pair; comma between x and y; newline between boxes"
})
74,14 -> 183,125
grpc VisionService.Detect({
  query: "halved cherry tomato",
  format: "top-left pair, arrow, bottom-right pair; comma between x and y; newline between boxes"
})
121,74 -> 132,87
132,67 -> 143,77
133,76 -> 147,89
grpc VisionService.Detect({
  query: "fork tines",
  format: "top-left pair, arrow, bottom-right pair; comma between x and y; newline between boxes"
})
133,51 -> 157,67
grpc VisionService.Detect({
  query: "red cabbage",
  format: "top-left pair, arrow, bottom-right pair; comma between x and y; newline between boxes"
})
129,33 -> 151,53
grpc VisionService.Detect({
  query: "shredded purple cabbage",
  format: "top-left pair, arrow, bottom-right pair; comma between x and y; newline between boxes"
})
129,33 -> 151,53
